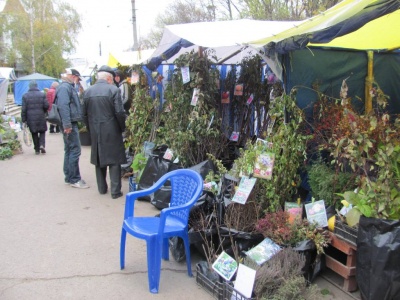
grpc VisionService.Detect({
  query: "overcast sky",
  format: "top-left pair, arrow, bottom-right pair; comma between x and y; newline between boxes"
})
67,0 -> 174,59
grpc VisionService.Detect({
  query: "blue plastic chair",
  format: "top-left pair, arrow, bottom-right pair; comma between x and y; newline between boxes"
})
120,169 -> 203,293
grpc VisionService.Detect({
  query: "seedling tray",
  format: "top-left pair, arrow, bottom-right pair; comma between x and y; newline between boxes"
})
196,264 -> 224,300
334,219 -> 358,247
196,264 -> 255,300
223,282 -> 255,300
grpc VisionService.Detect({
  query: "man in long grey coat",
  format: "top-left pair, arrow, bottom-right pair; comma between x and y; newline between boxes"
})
82,65 -> 127,199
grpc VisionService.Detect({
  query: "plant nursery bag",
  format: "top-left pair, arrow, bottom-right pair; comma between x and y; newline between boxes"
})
293,239 -> 321,283
136,144 -> 179,201
219,227 -> 264,258
151,185 -> 172,209
169,237 -> 186,262
150,160 -> 215,209
356,216 -> 400,300
189,160 -> 216,179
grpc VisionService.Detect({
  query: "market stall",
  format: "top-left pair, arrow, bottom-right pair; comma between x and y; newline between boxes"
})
14,73 -> 56,105
121,1 -> 400,298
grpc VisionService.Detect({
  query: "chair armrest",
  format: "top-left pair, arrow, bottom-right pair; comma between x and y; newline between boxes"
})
157,202 -> 193,233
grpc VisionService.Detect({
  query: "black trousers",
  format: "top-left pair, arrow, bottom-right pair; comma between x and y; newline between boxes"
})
31,131 -> 45,152
49,124 -> 60,133
95,164 -> 121,196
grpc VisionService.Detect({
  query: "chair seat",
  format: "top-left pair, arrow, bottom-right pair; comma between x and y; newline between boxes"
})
123,217 -> 186,240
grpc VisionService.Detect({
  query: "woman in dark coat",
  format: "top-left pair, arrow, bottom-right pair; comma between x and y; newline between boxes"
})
21,80 -> 49,154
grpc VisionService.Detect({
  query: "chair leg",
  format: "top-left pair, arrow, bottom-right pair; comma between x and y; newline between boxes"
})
183,235 -> 192,277
120,228 -> 127,270
162,238 -> 169,261
146,237 -> 162,294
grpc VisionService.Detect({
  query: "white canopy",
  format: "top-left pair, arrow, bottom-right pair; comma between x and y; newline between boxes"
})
147,19 -> 300,69
0,67 -> 17,81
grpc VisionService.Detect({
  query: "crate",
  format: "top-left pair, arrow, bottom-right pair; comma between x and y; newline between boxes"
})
196,264 -> 256,300
334,219 -> 358,247
325,232 -> 358,292
223,282 -> 255,300
196,264 -> 224,300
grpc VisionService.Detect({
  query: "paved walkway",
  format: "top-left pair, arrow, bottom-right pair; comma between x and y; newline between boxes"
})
0,130 -> 360,299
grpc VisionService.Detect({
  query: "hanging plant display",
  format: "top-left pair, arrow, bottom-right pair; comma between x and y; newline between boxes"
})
156,50 -> 227,167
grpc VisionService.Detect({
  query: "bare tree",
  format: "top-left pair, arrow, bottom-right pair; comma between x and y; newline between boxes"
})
2,0 -> 81,76
139,0 -> 243,49
139,0 -> 338,49
241,0 -> 339,21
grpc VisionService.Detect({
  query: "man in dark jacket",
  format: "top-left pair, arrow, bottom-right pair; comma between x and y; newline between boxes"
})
21,80 -> 49,155
58,68 -> 89,189
82,65 -> 126,199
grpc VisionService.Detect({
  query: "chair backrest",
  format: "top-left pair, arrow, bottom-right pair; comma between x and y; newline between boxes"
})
167,169 -> 203,224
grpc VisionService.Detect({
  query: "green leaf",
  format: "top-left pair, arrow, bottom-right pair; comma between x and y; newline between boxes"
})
346,208 -> 362,227
360,205 -> 373,217
377,202 -> 386,213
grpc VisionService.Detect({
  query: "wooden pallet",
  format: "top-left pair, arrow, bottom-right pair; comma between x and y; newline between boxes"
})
325,232 -> 358,292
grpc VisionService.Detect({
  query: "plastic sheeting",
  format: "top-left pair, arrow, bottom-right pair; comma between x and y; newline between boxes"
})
0,77 -> 8,113
356,216 -> 400,300
0,68 -> 17,81
283,49 -> 400,117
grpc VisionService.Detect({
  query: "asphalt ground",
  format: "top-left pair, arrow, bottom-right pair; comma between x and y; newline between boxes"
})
0,130 -> 360,300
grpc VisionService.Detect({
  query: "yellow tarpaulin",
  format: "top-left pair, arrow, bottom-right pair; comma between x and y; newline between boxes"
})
107,49 -> 155,68
309,10 -> 400,51
249,0 -> 400,51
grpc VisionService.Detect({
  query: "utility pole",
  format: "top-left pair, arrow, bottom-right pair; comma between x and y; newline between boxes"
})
131,0 -> 138,51
28,4 -> 36,72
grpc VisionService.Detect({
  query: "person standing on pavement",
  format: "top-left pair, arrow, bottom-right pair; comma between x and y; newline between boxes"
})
46,81 -> 60,133
21,80 -> 49,155
57,68 -> 89,189
113,70 -> 121,87
115,70 -> 132,115
82,65 -> 126,199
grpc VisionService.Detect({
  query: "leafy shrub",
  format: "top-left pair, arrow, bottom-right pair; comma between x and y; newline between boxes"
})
125,69 -> 160,155
266,275 -> 320,300
255,210 -> 329,254
230,92 -> 311,212
157,50 -> 227,167
0,146 -> 13,160
248,247 -> 305,298
308,159 -> 357,208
